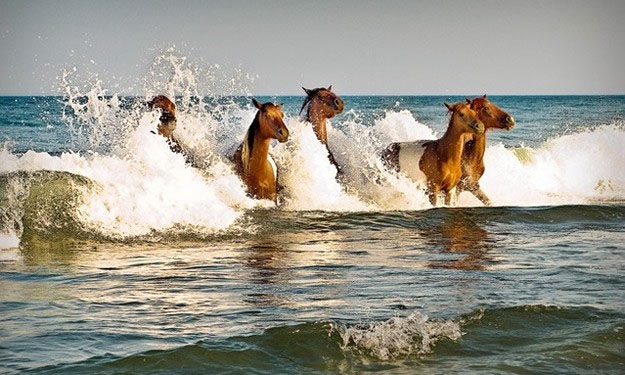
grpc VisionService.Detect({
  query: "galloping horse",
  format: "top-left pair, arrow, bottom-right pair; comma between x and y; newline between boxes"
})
299,86 -> 344,169
232,99 -> 289,201
382,102 -> 485,206
147,95 -> 185,155
458,95 -> 515,205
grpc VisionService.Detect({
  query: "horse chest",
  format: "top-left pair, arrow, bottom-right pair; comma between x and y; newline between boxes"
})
245,157 -> 277,199
462,140 -> 486,179
462,159 -> 485,183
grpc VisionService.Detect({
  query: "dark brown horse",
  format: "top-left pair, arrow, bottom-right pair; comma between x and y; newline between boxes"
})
382,102 -> 485,206
232,99 -> 289,201
147,95 -> 192,158
458,95 -> 515,205
300,86 -> 344,169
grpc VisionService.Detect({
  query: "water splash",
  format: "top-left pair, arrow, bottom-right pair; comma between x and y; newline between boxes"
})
335,311 -> 462,361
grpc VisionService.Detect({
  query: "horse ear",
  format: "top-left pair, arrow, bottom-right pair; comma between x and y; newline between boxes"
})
465,97 -> 471,104
444,102 -> 454,111
277,103 -> 284,109
327,85 -> 332,91
252,98 -> 262,109
302,87 -> 312,96
482,94 -> 487,99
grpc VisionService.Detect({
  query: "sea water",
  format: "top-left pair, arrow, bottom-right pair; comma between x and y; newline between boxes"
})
0,54 -> 624,374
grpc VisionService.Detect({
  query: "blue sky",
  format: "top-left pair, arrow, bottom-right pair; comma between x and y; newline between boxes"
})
1,0 -> 624,95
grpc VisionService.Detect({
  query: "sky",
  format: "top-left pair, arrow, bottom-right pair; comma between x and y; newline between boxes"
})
0,0 -> 624,95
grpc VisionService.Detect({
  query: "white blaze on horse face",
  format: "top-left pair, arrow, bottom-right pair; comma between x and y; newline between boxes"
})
398,141 -> 428,183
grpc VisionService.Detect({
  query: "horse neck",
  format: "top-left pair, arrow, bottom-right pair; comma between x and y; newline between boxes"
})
245,119 -> 271,175
307,99 -> 328,144
465,133 -> 486,161
438,118 -> 468,164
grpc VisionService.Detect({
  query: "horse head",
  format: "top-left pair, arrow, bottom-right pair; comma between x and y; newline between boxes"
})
466,95 -> 515,130
148,95 -> 177,138
300,85 -> 344,119
445,102 -> 485,135
252,98 -> 289,143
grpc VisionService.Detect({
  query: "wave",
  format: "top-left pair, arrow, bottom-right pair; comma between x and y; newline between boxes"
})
20,305 -> 624,374
1,52 -> 625,248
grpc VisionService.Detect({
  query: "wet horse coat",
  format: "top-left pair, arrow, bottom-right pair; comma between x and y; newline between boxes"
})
300,86 -> 344,170
458,95 -> 515,205
232,99 -> 289,201
147,95 -> 185,155
383,103 -> 485,206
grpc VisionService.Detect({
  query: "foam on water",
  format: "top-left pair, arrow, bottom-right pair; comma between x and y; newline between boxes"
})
336,311 -> 462,361
272,119 -> 372,211
0,233 -> 20,250
481,124 -> 625,206
1,125 -> 256,238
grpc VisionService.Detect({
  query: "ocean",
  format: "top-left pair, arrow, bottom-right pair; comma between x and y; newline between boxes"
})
1,82 -> 625,373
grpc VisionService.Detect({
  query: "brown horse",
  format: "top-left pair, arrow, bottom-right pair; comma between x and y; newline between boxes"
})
147,95 -> 185,155
458,95 -> 515,205
232,98 -> 289,201
300,86 -> 344,169
382,102 -> 485,206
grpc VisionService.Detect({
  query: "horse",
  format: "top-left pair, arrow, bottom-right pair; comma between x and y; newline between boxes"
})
299,86 -> 344,169
382,102 -> 485,206
457,95 -> 515,206
147,95 -> 185,155
231,98 -> 289,201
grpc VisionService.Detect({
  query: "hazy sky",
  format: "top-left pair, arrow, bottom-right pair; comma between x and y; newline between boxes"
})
1,0 -> 624,95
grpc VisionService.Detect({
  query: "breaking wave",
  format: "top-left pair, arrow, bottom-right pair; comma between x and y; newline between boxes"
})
1,51 -> 624,249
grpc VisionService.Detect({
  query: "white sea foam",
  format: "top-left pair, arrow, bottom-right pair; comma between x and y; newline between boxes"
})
480,124 -> 625,206
0,233 -> 20,251
336,311 -> 462,360
273,119 -> 372,211
1,117 -> 256,238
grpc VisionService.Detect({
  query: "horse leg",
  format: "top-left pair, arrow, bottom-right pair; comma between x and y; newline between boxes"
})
427,183 -> 440,207
471,185 -> 491,206
445,187 -> 457,207
427,190 -> 437,206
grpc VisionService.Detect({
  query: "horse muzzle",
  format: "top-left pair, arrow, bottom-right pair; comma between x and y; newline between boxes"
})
334,98 -> 345,113
470,121 -> 485,134
276,128 -> 289,143
505,116 -> 515,130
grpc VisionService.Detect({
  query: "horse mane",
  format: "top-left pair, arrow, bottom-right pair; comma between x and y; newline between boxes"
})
240,112 -> 261,173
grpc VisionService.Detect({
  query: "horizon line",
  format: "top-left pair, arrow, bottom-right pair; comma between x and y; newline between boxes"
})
1,93 -> 624,97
